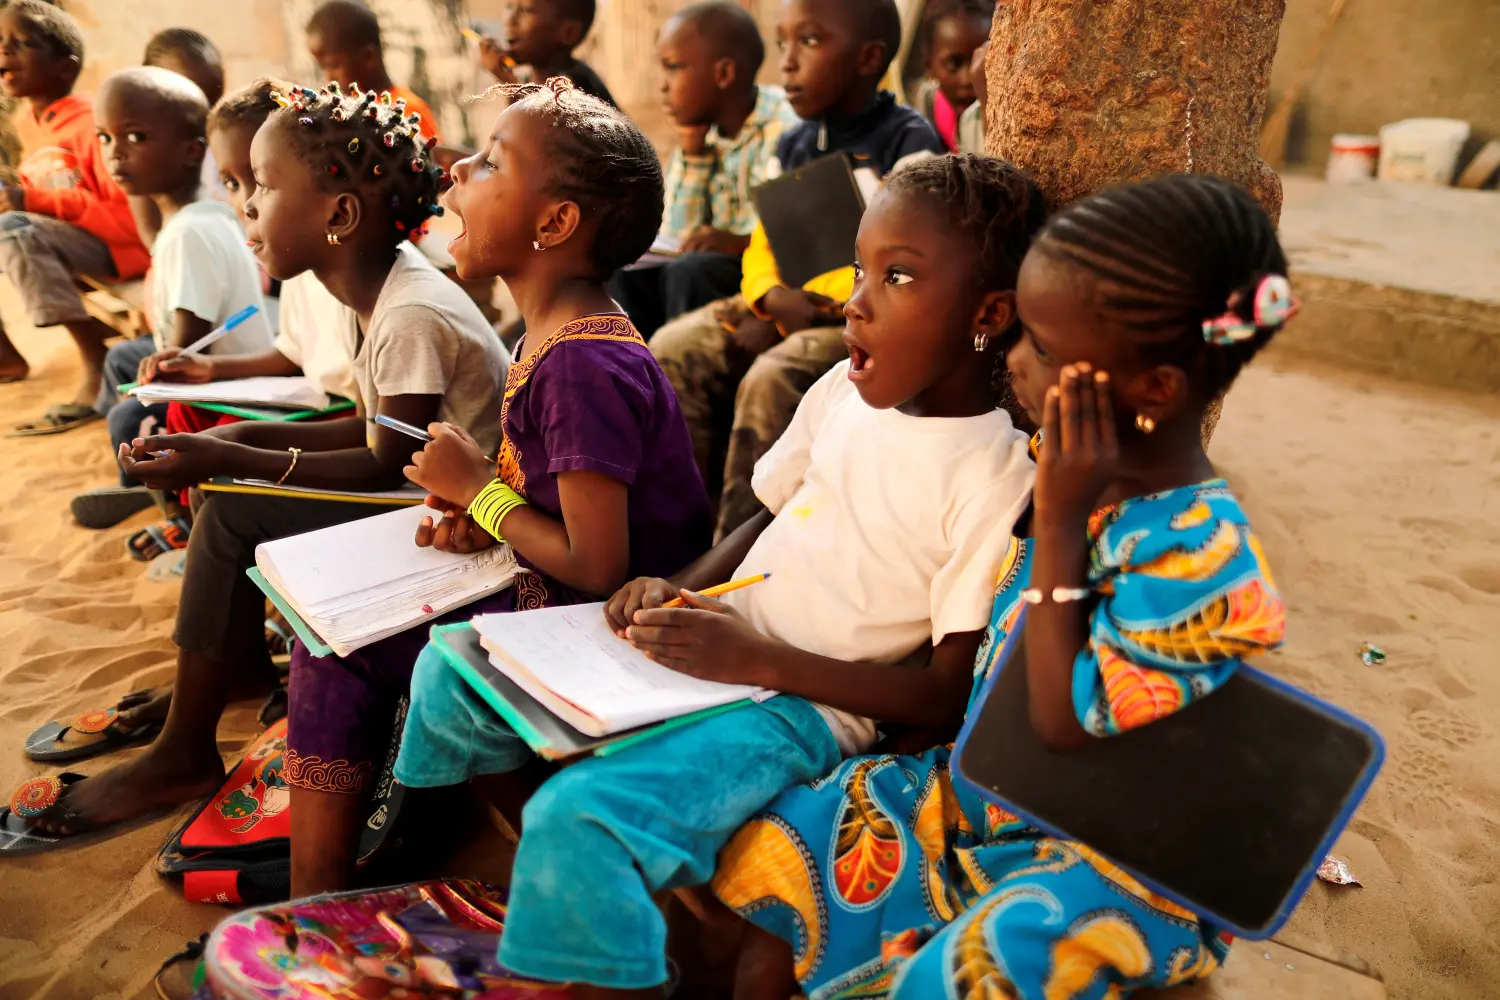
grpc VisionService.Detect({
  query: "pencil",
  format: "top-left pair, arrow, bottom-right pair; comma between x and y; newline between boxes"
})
662,572 -> 770,608
460,25 -> 482,41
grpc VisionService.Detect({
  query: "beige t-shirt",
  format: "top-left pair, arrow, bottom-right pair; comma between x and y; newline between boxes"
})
274,271 -> 359,402
350,244 -> 508,456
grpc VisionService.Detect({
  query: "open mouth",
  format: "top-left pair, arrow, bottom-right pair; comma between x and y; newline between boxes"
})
845,341 -> 874,381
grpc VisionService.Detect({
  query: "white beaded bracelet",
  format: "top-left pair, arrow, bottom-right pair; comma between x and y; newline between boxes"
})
1020,586 -> 1092,605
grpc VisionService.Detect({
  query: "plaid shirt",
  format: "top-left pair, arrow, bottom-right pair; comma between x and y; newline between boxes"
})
662,86 -> 801,241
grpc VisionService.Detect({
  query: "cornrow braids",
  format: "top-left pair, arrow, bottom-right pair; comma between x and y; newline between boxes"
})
1035,174 -> 1291,400
208,76 -> 294,138
268,81 -> 444,241
882,153 -> 1047,416
484,77 -> 663,279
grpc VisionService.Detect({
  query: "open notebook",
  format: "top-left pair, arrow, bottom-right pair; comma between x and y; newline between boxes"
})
130,376 -> 331,411
471,603 -> 768,738
251,505 -> 518,657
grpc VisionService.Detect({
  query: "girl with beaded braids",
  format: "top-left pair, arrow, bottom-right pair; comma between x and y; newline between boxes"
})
712,173 -> 1291,1000
12,82 -> 507,850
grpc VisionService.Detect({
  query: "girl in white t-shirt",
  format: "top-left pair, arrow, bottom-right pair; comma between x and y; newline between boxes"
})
389,153 -> 1045,995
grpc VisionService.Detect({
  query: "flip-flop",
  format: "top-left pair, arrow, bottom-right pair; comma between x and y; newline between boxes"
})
25,708 -> 164,763
7,402 -> 103,438
70,485 -> 156,529
0,773 -> 172,856
127,515 -> 192,563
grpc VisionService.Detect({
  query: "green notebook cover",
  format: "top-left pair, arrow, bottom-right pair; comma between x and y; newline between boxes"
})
117,382 -> 354,422
430,622 -> 752,760
246,566 -> 334,658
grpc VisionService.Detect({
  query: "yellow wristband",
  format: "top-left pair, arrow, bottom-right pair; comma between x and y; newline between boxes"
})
468,479 -> 527,540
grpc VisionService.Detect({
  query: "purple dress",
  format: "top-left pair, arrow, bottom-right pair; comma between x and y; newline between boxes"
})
285,315 -> 713,794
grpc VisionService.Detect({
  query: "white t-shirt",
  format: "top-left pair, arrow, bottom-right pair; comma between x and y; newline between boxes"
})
349,244 -> 508,456
275,271 -> 359,402
721,360 -> 1035,755
200,148 -> 232,206
150,200 -> 272,354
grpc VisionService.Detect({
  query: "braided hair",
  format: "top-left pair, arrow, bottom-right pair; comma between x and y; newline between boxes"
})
486,77 -> 663,278
882,153 -> 1047,415
1034,174 -> 1291,399
208,77 -> 293,138
267,82 -> 444,242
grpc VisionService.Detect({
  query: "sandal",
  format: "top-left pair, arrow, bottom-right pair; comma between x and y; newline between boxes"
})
26,706 -> 164,763
70,485 -> 156,529
8,402 -> 103,438
128,515 -> 192,563
0,773 -> 96,854
264,613 -> 295,658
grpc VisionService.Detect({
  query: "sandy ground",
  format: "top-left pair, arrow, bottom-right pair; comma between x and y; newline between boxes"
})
0,306 -> 1496,998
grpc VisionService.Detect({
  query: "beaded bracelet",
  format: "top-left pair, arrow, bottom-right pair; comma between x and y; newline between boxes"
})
1020,586 -> 1091,605
468,479 -> 528,540
274,447 -> 303,486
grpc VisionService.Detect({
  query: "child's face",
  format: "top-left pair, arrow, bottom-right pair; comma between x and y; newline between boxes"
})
208,121 -> 259,222
146,52 -> 224,107
243,119 -> 339,281
1008,249 -> 1139,427
0,11 -> 74,101
843,189 -> 1010,411
443,104 -> 554,280
94,83 -> 204,198
927,13 -> 989,111
776,0 -> 867,119
657,17 -> 723,129
307,31 -> 377,92
504,1 -> 576,67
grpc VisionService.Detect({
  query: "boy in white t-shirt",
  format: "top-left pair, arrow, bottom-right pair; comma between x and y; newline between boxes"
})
390,156 -> 1045,992
87,68 -> 271,491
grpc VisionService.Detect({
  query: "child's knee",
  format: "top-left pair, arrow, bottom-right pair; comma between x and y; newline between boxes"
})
519,765 -> 595,841
408,643 -> 468,715
0,212 -> 35,238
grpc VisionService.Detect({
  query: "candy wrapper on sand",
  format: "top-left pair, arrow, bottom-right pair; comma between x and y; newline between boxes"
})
1317,855 -> 1361,886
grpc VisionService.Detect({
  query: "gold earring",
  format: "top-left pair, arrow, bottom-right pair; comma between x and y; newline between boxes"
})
326,232 -> 341,246
973,332 -> 988,352
1135,414 -> 1156,434
533,239 -> 544,251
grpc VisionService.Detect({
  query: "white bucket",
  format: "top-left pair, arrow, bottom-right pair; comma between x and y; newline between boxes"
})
1326,134 -> 1380,183
1377,118 -> 1471,185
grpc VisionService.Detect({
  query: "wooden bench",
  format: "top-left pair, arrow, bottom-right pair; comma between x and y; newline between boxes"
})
75,274 -> 149,340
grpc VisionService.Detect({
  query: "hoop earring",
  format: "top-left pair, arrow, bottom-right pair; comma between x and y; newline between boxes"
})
533,239 -> 544,251
973,332 -> 988,352
326,232 -> 341,246
1135,414 -> 1156,434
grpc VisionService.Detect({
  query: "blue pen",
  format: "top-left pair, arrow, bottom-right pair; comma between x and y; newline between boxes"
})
371,413 -> 434,442
177,304 -> 261,359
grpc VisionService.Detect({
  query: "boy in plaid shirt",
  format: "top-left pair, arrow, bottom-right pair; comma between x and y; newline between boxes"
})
611,2 -> 796,337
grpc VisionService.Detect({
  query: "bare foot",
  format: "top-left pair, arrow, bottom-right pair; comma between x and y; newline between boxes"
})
117,688 -> 172,729
0,356 -> 27,382
29,745 -> 224,836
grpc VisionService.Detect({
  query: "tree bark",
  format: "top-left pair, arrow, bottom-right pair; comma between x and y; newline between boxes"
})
984,0 -> 1289,444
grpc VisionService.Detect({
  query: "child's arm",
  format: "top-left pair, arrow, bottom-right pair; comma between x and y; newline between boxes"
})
165,309 -> 213,352
21,144 -> 146,248
627,591 -> 979,728
143,347 -> 302,385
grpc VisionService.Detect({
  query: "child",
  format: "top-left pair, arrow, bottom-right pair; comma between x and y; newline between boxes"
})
0,0 -> 149,435
141,29 -> 231,222
306,0 -> 440,144
714,173 -> 1292,1000
15,83 -> 508,843
478,0 -> 615,106
649,0 -> 944,540
609,1 -> 799,337
391,153 -> 1040,995
957,38 -> 988,155
913,0 -> 993,153
284,77 -> 712,897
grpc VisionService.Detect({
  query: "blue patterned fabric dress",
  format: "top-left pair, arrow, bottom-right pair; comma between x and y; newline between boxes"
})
711,480 -> 1287,999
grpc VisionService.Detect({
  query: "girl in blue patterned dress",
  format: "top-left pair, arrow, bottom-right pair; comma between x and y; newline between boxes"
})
712,173 -> 1296,1000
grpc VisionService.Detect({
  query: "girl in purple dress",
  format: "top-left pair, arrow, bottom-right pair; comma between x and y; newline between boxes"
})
284,78 -> 713,895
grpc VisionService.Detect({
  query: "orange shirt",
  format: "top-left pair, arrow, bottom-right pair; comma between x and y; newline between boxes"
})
14,95 -> 149,280
390,86 -> 440,144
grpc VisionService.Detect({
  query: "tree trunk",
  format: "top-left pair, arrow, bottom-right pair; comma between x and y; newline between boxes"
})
984,0 -> 1289,444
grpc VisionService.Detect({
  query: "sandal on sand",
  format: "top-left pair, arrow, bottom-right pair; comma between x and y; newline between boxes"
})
8,402 -> 103,438
0,773 -> 96,854
70,485 -> 156,529
26,707 -> 164,763
128,515 -> 192,563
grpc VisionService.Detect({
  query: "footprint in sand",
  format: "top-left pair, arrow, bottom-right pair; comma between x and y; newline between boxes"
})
1409,709 -> 1482,750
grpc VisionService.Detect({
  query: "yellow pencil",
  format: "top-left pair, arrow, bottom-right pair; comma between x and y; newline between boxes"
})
663,572 -> 770,608
460,25 -> 482,42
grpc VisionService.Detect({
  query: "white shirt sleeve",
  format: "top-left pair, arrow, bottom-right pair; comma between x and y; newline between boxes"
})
751,359 -> 845,514
929,464 -> 1036,642
273,276 -> 308,368
153,224 -> 230,326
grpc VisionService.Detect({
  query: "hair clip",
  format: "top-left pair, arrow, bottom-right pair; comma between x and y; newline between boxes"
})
330,104 -> 347,122
328,163 -> 341,177
372,163 -> 385,177
410,157 -> 423,173
383,131 -> 397,148
1202,275 -> 1299,345
407,113 -> 421,126
394,220 -> 407,232
301,87 -> 318,99
298,116 -> 315,127
290,100 -> 306,112
394,97 -> 407,111
430,204 -> 444,217
379,91 -> 392,104
364,104 -> 380,119
327,81 -> 342,96
271,91 -> 292,108
348,137 -> 361,154
349,83 -> 362,97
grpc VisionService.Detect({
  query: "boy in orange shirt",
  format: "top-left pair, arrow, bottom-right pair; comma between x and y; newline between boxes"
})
0,0 -> 150,435
305,0 -> 440,145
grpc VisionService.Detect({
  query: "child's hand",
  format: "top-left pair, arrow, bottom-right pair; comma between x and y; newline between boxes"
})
603,577 -> 679,636
761,286 -> 841,336
683,226 -> 751,256
0,186 -> 25,213
117,433 -> 231,490
140,348 -> 213,385
415,507 -> 497,553
727,316 -> 781,358
478,37 -> 516,82
1034,364 -> 1118,525
625,591 -> 772,686
402,423 -> 493,508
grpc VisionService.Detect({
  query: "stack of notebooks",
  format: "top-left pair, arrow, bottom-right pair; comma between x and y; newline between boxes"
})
431,605 -> 770,759
251,505 -> 518,657
122,376 -> 353,422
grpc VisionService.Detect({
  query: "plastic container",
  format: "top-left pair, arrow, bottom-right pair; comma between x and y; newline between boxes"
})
1377,118 -> 1471,185
1325,134 -> 1380,183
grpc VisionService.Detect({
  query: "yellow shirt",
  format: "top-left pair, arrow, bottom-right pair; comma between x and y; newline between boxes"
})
740,221 -> 856,312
